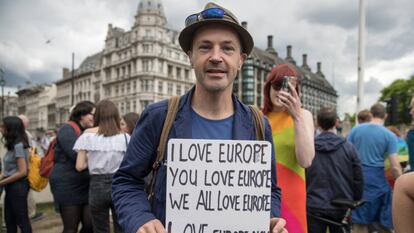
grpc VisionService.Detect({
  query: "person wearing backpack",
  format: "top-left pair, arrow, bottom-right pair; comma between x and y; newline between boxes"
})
49,101 -> 95,233
112,3 -> 286,233
74,100 -> 129,233
0,116 -> 32,233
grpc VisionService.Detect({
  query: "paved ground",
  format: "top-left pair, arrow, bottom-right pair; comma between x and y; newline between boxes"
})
31,212 -> 63,233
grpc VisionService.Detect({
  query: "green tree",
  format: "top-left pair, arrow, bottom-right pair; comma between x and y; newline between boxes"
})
379,75 -> 414,125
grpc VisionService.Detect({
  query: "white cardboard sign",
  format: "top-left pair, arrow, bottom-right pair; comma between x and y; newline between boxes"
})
166,139 -> 272,233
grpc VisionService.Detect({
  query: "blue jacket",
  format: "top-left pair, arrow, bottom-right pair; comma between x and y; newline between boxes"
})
112,89 -> 282,233
307,132 -> 363,211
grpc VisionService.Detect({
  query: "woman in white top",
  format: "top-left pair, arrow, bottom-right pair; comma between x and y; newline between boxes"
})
74,99 -> 130,233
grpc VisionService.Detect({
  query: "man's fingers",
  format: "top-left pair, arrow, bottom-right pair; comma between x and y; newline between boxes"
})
137,219 -> 166,233
154,220 -> 167,233
270,217 -> 287,233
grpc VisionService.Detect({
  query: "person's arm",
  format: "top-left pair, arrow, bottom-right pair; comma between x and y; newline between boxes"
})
389,154 -> 402,179
348,143 -> 364,200
393,172 -> 414,233
0,158 -> 27,186
278,82 -> 315,168
388,133 -> 402,179
0,144 -> 28,186
75,150 -> 88,172
112,107 -> 164,233
293,109 -> 315,168
57,124 -> 79,162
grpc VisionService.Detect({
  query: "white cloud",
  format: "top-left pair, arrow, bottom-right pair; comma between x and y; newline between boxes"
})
0,0 -> 413,115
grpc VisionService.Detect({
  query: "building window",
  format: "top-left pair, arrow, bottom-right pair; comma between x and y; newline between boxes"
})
168,83 -> 173,95
176,67 -> 182,80
115,85 -> 119,96
133,81 -> 137,90
185,69 -> 189,80
143,59 -> 149,72
158,81 -> 163,93
176,85 -> 182,95
168,65 -> 173,77
126,101 -> 130,112
133,100 -> 137,111
159,61 -> 164,73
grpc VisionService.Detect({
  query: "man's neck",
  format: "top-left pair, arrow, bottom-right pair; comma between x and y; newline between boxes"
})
191,85 -> 234,120
371,117 -> 384,125
321,128 -> 337,134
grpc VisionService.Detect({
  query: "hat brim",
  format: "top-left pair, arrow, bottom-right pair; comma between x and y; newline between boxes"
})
178,19 -> 254,55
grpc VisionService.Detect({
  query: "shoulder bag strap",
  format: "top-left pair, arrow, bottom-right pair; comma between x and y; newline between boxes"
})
148,96 -> 180,201
248,105 -> 265,141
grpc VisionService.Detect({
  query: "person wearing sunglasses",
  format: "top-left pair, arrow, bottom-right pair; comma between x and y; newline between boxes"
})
262,63 -> 315,233
112,2 -> 286,233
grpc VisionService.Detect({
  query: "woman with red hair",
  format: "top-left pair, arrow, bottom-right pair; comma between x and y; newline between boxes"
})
263,63 -> 315,233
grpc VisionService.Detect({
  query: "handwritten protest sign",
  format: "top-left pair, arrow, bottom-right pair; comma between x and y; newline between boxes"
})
166,139 -> 272,233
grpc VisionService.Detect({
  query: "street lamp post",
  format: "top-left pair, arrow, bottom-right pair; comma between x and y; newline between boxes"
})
0,68 -> 5,120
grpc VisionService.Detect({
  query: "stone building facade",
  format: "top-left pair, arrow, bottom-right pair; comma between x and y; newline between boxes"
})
16,84 -> 57,131
54,0 -> 195,125
234,33 -> 337,116
20,0 -> 336,128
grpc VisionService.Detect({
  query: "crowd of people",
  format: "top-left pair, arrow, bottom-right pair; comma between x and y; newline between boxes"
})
0,2 -> 413,233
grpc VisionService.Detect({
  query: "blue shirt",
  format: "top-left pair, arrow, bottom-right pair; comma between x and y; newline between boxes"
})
3,142 -> 29,177
191,108 -> 234,140
348,123 -> 397,167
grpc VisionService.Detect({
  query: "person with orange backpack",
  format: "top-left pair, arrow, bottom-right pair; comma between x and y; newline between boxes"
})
49,101 -> 95,233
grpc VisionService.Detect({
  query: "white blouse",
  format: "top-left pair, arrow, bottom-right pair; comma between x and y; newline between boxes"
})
73,132 -> 130,175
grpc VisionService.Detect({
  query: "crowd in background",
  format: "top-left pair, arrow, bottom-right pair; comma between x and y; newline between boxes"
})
0,68 -> 413,233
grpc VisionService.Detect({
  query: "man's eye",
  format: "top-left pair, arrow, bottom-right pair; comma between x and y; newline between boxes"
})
223,46 -> 235,52
199,45 -> 210,51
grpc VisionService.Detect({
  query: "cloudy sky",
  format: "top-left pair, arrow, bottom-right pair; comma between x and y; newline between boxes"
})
1,0 -> 413,115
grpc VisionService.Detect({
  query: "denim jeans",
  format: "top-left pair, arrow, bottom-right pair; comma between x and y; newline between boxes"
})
89,174 -> 123,233
4,179 -> 32,233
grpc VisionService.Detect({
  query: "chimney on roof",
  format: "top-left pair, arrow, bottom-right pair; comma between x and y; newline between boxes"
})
241,21 -> 247,29
316,62 -> 325,78
266,35 -> 278,56
302,54 -> 310,71
286,45 -> 296,65
267,35 -> 273,49
287,45 -> 292,57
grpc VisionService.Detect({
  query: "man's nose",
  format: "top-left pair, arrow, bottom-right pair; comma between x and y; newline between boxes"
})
208,46 -> 223,64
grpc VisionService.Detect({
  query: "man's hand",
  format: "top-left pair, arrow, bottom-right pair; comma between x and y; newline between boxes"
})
270,217 -> 288,233
136,219 -> 166,233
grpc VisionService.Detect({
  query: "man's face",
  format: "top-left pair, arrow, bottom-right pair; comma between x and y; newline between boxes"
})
188,24 -> 247,94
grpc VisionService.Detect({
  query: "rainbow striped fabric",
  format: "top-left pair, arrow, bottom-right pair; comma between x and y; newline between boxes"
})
267,111 -> 307,233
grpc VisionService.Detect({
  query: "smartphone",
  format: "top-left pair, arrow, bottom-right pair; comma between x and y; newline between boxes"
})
281,76 -> 291,94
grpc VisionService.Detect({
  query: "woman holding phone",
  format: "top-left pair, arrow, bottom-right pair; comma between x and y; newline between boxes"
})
263,63 -> 315,233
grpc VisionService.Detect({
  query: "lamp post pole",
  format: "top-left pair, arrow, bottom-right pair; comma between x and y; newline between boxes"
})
0,68 -> 5,120
71,52 -> 75,105
357,0 -> 366,113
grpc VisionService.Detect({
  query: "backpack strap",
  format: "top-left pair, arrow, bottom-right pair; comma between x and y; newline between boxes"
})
67,121 -> 81,137
248,105 -> 265,141
148,96 -> 180,201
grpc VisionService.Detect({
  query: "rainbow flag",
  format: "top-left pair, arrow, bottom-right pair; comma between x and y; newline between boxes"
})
267,111 -> 307,233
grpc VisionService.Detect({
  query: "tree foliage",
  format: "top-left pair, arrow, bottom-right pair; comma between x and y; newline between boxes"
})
379,75 -> 414,125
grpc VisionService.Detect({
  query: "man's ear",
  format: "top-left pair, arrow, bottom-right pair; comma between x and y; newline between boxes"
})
187,50 -> 194,67
239,53 -> 247,70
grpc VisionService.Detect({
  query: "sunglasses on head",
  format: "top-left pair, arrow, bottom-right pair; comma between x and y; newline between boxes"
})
185,8 -> 237,27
